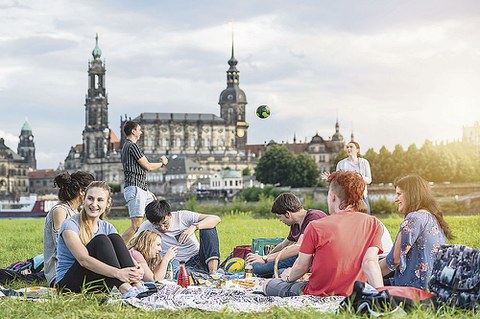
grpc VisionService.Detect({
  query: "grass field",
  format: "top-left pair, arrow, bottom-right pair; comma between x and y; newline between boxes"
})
0,214 -> 479,318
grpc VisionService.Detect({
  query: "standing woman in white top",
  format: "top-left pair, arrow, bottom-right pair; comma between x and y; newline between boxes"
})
322,141 -> 372,214
43,171 -> 95,287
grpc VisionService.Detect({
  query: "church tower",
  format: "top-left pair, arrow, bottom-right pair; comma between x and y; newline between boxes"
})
218,38 -> 249,150
83,34 -> 111,160
17,119 -> 36,169
331,118 -> 345,152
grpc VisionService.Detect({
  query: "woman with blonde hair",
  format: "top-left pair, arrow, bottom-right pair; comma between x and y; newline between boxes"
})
380,174 -> 453,290
128,230 -> 177,281
43,171 -> 95,287
56,181 -> 146,298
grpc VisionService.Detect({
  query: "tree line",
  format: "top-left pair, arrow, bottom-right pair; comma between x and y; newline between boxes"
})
254,141 -> 480,187
360,140 -> 480,184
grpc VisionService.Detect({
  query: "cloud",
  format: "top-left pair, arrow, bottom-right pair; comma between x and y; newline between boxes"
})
1,0 -> 479,169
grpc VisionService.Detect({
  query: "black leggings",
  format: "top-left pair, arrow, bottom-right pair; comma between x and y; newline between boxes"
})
57,233 -> 134,293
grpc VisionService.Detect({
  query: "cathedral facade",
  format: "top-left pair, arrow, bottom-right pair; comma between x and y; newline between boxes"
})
120,42 -> 253,173
64,35 -> 345,195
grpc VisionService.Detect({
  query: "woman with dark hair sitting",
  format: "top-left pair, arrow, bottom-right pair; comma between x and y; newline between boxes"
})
380,174 -> 453,290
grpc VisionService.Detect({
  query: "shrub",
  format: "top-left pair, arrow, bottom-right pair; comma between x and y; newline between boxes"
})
253,193 -> 275,218
440,200 -> 470,216
370,197 -> 397,216
239,186 -> 282,202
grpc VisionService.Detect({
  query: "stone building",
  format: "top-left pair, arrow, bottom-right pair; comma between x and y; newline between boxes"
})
17,119 -> 37,170
0,138 -> 29,200
64,34 -> 123,184
210,169 -> 243,196
121,41 -> 253,174
28,169 -> 57,195
245,120 -> 345,173
64,35 -> 346,195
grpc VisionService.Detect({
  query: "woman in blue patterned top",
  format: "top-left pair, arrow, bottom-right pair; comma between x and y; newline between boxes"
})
379,174 -> 453,290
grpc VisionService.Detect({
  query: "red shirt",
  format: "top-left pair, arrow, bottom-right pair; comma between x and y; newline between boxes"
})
300,211 -> 383,296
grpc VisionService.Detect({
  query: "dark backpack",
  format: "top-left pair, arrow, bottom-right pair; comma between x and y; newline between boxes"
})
6,254 -> 44,274
340,281 -> 435,315
429,244 -> 480,310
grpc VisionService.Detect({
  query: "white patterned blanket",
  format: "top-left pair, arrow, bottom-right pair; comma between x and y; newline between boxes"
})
122,284 -> 344,313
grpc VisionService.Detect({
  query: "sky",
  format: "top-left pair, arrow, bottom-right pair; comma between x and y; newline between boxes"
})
1,0 -> 479,169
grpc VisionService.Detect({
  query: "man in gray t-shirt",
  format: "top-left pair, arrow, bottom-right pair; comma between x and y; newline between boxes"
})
136,199 -> 221,274
121,120 -> 168,243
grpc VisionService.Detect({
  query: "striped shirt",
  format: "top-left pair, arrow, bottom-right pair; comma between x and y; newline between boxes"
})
121,139 -> 147,190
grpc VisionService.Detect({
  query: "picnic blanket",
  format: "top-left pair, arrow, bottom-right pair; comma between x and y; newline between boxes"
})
121,284 -> 344,313
0,286 -> 56,300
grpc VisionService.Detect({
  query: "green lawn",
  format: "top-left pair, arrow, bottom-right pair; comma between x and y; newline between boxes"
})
0,214 -> 479,318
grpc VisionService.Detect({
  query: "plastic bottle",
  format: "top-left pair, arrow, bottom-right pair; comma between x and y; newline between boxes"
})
244,262 -> 253,279
166,261 -> 174,281
177,261 -> 190,287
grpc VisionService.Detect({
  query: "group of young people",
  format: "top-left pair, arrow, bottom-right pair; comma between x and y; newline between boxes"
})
42,121 -> 222,298
41,120 -> 452,299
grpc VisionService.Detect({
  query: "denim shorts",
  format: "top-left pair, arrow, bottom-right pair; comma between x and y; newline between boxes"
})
123,186 -> 155,218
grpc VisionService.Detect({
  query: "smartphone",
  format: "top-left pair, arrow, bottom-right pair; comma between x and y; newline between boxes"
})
175,233 -> 191,245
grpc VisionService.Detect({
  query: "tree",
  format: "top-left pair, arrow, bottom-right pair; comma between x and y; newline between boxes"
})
332,149 -> 347,171
289,152 -> 319,187
255,145 -> 295,186
255,146 -> 319,187
374,146 -> 394,183
242,167 -> 251,176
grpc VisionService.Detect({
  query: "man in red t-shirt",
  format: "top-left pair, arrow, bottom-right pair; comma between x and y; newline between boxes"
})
264,171 -> 384,297
246,193 -> 327,278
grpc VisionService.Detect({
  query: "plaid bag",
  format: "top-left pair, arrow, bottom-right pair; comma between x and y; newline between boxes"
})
429,244 -> 479,309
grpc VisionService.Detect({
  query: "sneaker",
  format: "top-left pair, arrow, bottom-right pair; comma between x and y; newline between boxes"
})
121,287 -> 140,299
136,284 -> 148,294
135,283 -> 157,299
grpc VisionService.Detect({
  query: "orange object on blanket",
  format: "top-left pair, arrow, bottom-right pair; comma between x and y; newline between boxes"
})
377,286 -> 435,302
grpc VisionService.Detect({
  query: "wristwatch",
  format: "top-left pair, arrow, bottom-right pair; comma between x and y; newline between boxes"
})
262,255 -> 268,263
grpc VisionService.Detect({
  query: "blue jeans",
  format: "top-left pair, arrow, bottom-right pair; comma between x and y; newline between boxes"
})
185,228 -> 220,274
252,256 -> 297,278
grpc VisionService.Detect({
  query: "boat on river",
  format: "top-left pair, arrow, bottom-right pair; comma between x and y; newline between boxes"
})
0,195 -> 57,218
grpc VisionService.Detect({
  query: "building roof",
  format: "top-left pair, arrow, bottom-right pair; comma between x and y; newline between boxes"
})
135,112 -> 225,124
28,169 -> 57,179
21,120 -> 32,132
219,169 -> 242,178
165,156 -> 206,175
0,138 -> 24,161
